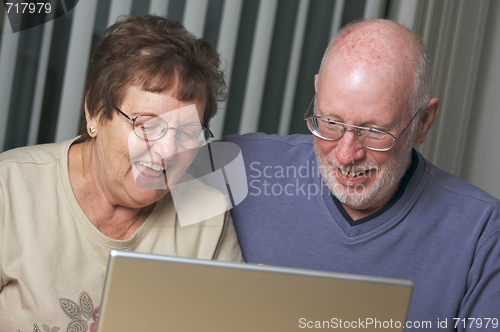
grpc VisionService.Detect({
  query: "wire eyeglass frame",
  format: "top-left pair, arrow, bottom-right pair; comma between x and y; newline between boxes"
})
113,106 -> 214,150
303,95 -> 424,152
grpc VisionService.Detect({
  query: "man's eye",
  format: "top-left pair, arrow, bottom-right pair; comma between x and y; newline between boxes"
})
324,120 -> 342,130
364,128 -> 387,139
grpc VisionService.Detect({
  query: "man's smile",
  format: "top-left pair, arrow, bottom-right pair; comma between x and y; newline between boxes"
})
340,168 -> 370,178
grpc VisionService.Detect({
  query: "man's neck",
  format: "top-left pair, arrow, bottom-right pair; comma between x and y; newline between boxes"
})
341,203 -> 387,222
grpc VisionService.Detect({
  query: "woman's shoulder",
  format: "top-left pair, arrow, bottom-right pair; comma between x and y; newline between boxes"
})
0,139 -> 74,166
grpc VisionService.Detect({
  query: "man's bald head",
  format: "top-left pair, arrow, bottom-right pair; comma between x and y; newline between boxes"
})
317,19 -> 432,114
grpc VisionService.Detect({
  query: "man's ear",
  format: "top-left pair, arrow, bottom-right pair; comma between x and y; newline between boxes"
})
314,74 -> 318,93
415,98 -> 440,144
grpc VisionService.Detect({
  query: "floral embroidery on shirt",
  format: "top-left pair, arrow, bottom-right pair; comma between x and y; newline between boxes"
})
33,324 -> 60,332
59,292 -> 100,332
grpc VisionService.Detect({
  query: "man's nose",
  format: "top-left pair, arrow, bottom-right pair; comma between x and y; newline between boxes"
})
334,129 -> 365,165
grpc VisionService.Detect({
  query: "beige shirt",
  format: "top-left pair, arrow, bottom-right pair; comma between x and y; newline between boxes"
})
0,139 -> 243,332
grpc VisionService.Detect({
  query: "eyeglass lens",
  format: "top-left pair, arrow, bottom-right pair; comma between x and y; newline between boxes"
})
307,117 -> 394,151
133,115 -> 208,149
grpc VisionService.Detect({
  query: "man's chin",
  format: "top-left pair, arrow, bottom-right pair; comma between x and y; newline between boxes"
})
333,191 -> 376,209
327,178 -> 390,210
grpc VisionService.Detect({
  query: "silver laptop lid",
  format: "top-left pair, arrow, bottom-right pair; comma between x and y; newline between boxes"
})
97,250 -> 413,332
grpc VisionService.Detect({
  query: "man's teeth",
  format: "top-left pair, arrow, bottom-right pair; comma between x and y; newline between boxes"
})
341,169 -> 367,178
139,161 -> 166,171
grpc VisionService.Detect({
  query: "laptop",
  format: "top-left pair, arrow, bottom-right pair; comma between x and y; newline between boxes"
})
97,250 -> 413,332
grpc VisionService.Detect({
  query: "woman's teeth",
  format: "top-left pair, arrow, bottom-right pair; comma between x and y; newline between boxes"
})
341,169 -> 367,178
139,161 -> 166,171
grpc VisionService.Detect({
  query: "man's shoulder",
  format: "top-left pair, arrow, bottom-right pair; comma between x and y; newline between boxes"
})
222,133 -> 315,164
422,156 -> 500,208
222,133 -> 313,151
223,132 -> 312,145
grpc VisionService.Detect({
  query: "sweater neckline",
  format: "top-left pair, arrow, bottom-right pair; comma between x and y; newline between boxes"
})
320,149 -> 425,238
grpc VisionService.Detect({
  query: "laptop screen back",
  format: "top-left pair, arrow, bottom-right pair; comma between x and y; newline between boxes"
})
97,250 -> 413,332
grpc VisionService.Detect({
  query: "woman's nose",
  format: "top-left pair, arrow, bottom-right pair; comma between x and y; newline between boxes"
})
151,128 -> 180,160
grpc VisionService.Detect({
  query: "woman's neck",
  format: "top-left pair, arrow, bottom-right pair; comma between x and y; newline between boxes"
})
68,141 -> 154,240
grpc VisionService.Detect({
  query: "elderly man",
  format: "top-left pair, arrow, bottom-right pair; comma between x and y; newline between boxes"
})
224,20 -> 500,330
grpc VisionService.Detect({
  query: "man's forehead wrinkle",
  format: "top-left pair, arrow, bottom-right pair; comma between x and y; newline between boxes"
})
333,20 -> 416,65
325,55 -> 406,94
328,27 -> 414,93
335,29 -> 408,67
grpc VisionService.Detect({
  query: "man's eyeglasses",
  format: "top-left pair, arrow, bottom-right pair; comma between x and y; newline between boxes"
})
114,106 -> 213,150
303,96 -> 424,152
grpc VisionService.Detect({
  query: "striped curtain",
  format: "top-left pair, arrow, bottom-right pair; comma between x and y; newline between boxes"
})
0,0 -> 368,152
0,0 -> 490,180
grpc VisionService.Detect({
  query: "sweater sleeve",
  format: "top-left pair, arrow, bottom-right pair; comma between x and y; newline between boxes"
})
457,211 -> 500,331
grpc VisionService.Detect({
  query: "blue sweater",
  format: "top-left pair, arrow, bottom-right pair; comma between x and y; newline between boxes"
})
224,133 -> 500,332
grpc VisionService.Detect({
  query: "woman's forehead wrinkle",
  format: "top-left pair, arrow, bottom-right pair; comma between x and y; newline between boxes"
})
158,104 -> 200,125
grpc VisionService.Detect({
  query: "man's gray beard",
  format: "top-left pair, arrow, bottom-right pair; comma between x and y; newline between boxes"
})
314,135 -> 415,209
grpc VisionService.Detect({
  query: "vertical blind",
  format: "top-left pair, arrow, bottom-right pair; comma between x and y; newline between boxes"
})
0,0 -> 367,151
0,0 -> 491,180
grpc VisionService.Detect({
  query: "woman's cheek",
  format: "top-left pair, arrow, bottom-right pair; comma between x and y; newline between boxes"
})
127,133 -> 151,162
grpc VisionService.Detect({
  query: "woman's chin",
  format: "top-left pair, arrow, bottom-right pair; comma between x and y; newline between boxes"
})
130,184 -> 170,207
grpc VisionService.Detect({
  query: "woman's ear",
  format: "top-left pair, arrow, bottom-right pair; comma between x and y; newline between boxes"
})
414,98 -> 440,145
85,101 -> 99,137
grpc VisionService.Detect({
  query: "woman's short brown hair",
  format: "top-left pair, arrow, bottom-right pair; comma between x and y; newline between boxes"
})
83,14 -> 226,139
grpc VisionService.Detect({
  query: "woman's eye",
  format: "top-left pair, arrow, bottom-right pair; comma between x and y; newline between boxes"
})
138,124 -> 156,131
179,130 -> 196,139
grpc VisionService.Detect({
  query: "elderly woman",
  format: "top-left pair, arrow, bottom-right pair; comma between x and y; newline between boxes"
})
0,14 -> 242,330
